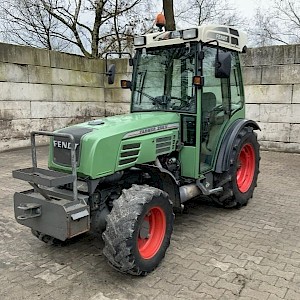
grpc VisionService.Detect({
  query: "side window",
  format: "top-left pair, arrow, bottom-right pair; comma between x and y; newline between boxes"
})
202,47 -> 223,106
230,52 -> 244,111
171,58 -> 194,101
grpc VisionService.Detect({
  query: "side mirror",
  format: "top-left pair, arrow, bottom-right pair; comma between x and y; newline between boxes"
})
215,52 -> 231,78
107,64 -> 116,84
121,80 -> 132,89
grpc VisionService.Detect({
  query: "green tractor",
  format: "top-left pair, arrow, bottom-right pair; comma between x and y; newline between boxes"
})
13,25 -> 260,275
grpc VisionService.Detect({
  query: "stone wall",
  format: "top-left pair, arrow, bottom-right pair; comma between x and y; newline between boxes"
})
0,42 -> 300,152
0,42 -> 107,151
241,45 -> 300,153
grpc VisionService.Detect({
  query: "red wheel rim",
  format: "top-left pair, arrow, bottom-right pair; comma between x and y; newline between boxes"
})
236,143 -> 255,193
138,206 -> 166,259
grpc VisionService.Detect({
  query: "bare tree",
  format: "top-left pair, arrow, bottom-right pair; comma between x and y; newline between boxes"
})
95,1 -> 154,54
0,0 -> 154,57
163,0 -> 176,31
174,0 -> 242,28
0,0 -> 71,51
250,0 -> 300,46
0,0 -> 248,56
40,0 -> 146,57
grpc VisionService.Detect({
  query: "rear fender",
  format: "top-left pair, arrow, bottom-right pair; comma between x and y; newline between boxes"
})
215,119 -> 260,173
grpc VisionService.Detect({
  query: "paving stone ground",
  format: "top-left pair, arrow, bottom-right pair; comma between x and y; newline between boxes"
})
0,147 -> 300,300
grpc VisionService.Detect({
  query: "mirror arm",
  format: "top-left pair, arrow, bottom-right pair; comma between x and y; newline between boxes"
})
201,39 -> 220,62
105,52 -> 133,75
200,39 -> 221,69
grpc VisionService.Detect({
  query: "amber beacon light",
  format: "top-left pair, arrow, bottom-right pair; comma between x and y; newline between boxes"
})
155,13 -> 166,31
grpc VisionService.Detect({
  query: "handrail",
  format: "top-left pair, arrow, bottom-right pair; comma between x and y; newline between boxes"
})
30,131 -> 78,201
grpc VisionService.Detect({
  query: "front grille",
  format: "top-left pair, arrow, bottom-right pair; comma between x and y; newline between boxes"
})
120,150 -> 139,157
53,137 -> 81,166
53,127 -> 92,167
156,136 -> 172,154
118,143 -> 141,166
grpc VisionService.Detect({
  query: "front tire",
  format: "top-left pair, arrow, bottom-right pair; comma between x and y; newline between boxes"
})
102,185 -> 174,275
213,126 -> 260,208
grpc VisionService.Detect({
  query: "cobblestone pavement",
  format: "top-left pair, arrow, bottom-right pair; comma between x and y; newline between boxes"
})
0,147 -> 300,300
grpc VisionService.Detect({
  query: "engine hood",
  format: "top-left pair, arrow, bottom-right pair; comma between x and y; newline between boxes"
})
49,112 -> 180,178
78,112 -> 180,138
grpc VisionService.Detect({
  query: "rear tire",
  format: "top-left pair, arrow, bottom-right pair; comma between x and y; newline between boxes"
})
102,184 -> 174,275
212,127 -> 260,208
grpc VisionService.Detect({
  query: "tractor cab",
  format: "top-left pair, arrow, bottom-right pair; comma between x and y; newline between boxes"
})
120,25 -> 248,178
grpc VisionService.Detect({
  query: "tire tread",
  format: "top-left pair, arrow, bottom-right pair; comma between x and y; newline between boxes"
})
102,184 -> 174,275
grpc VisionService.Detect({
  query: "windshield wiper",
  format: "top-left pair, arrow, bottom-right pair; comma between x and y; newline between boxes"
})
135,89 -> 156,101
137,70 -> 147,104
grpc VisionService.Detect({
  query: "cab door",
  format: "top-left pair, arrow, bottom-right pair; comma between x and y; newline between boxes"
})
200,47 -> 230,172
199,47 -> 245,173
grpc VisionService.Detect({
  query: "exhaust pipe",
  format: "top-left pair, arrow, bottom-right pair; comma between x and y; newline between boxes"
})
154,158 -> 203,204
179,184 -> 202,203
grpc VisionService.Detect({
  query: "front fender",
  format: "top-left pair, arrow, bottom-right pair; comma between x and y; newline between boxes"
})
138,164 -> 181,210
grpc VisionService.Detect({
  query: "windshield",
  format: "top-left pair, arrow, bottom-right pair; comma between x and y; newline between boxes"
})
131,45 -> 197,114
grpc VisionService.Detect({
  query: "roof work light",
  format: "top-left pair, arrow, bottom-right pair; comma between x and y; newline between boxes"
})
134,36 -> 146,46
183,28 -> 198,40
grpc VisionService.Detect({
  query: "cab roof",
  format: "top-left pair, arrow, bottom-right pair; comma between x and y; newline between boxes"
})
134,24 -> 247,53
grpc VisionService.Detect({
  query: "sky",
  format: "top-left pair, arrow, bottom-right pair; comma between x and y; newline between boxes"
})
229,0 -> 270,18
153,0 -> 271,23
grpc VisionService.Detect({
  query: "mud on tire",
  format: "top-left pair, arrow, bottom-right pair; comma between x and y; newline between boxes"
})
212,126 -> 260,208
102,184 -> 174,275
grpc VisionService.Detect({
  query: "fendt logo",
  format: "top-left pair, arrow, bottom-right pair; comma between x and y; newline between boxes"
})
53,140 -> 79,150
215,33 -> 229,42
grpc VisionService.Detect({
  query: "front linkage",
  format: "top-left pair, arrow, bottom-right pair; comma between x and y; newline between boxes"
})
13,131 -> 90,242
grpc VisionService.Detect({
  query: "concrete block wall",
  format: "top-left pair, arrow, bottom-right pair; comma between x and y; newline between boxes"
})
0,42 -> 106,151
241,45 -> 300,153
0,42 -> 300,152
104,59 -> 132,116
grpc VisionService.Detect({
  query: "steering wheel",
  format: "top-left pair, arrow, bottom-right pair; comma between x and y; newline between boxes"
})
171,95 -> 194,110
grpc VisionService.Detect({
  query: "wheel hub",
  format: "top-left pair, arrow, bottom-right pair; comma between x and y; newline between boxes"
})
236,143 -> 255,193
138,207 -> 166,260
139,218 -> 150,239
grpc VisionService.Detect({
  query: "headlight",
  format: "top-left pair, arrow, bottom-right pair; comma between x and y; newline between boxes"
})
134,36 -> 146,46
182,28 -> 198,40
